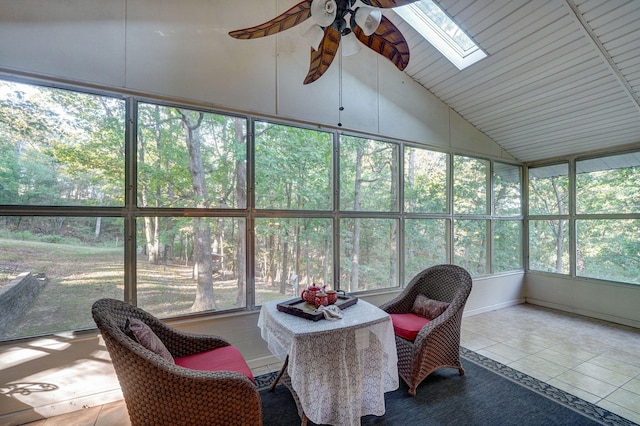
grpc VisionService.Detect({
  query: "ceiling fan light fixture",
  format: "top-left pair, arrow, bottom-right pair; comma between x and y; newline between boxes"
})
354,7 -> 382,36
311,0 -> 338,27
341,31 -> 361,56
302,24 -> 325,50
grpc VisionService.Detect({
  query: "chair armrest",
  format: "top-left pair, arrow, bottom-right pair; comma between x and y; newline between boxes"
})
413,304 -> 463,350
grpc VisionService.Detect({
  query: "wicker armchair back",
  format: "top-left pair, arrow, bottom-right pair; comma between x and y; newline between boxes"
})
92,298 -> 262,425
380,264 -> 472,396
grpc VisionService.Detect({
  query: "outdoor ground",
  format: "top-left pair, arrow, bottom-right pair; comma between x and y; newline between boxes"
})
0,238 -> 291,340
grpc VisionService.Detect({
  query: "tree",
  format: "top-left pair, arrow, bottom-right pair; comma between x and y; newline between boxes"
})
234,118 -> 247,305
177,109 -> 216,311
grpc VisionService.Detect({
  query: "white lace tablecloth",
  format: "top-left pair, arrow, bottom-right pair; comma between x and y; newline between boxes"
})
258,299 -> 398,426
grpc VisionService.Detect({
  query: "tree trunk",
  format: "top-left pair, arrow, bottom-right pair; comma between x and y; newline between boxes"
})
178,109 -> 216,311
234,118 -> 246,306
281,236 -> 290,294
552,177 -> 565,273
138,131 -> 159,264
94,217 -> 101,239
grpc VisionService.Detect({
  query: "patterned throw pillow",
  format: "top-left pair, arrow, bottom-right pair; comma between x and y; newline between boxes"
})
126,318 -> 174,363
410,294 -> 450,320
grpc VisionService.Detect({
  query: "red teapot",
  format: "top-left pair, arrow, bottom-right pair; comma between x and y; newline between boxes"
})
302,283 -> 325,305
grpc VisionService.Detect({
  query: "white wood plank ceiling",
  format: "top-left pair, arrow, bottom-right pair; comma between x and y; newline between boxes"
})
390,0 -> 640,163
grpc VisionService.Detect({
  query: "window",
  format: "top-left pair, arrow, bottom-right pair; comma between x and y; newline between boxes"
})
339,136 -> 400,290
493,162 -> 522,272
574,152 -> 640,284
576,219 -> 639,284
404,147 -> 447,213
576,153 -> 640,214
404,219 -> 447,280
452,156 -> 491,275
340,218 -> 398,292
527,163 -> 569,274
1,77 -> 524,341
0,216 -> 124,339
0,81 -> 125,206
136,216 -> 246,317
340,136 -> 398,212
493,220 -> 522,273
493,162 -> 522,217
255,217 -> 333,305
403,147 -> 449,280
529,219 -> 569,274
255,122 -> 332,211
528,164 -> 569,216
137,103 -> 247,209
395,0 -> 487,70
453,219 -> 487,275
454,155 -> 489,215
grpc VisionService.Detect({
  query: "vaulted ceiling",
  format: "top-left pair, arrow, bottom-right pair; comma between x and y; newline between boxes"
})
388,0 -> 640,163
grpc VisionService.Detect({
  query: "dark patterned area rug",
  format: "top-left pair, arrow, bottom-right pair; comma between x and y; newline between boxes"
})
255,347 -> 637,425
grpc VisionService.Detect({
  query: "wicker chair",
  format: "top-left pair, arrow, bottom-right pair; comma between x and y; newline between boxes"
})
91,298 -> 262,426
380,264 -> 472,396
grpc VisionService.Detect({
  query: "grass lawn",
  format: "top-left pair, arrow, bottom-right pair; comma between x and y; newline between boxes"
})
0,238 -> 291,340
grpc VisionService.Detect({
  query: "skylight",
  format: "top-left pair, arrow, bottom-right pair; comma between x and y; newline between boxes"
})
395,0 -> 487,70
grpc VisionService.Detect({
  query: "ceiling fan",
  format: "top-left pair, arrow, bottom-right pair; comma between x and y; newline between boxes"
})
229,0 -> 420,84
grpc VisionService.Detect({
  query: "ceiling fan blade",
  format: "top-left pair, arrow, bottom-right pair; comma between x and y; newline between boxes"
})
229,0 -> 313,39
360,0 -> 421,8
353,15 -> 410,71
304,26 -> 341,84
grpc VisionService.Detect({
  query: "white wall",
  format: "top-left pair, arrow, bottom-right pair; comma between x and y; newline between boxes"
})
0,0 -> 546,423
525,273 -> 640,329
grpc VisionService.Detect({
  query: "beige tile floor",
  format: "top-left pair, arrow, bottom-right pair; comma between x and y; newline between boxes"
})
24,303 -> 640,425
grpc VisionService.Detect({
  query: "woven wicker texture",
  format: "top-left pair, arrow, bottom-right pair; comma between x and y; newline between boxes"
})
379,264 -> 472,396
91,298 -> 262,426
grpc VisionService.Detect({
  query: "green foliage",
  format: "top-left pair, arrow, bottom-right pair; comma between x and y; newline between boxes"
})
529,219 -> 569,274
576,164 -> 640,214
494,163 -> 522,216
529,165 -> 569,215
404,147 -> 447,213
340,136 -> 397,212
254,122 -> 332,210
0,80 -> 125,207
454,156 -> 489,215
577,219 -> 640,284
404,219 -> 447,280
453,219 -> 487,275
493,220 -> 522,272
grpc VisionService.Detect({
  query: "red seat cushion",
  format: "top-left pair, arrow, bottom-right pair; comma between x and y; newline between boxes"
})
390,313 -> 431,342
175,345 -> 254,383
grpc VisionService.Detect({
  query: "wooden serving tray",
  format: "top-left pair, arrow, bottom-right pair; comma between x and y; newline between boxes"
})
277,294 -> 358,321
